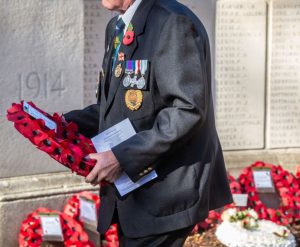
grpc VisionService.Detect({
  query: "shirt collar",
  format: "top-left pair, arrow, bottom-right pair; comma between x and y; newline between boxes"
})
119,0 -> 143,30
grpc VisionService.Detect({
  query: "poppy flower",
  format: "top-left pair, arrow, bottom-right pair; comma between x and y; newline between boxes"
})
123,31 -> 135,46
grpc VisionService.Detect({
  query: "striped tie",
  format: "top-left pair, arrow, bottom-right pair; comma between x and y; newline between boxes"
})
112,18 -> 125,69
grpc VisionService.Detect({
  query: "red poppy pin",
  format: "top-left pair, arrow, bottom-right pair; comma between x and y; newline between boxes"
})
123,23 -> 134,46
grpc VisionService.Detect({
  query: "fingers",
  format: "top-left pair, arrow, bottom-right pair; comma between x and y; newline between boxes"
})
85,163 -> 101,183
85,152 -> 122,185
86,153 -> 97,161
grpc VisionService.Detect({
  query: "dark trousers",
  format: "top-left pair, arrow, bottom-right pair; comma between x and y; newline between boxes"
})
112,209 -> 193,247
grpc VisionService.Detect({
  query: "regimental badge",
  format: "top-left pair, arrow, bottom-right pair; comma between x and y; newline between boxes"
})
125,90 -> 143,111
118,52 -> 125,61
114,63 -> 123,78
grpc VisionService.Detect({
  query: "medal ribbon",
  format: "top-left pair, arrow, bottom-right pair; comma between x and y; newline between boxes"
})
126,61 -> 133,73
135,60 -> 141,75
132,60 -> 136,75
140,60 -> 147,76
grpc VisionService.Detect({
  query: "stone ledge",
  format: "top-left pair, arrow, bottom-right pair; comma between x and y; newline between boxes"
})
224,148 -> 300,177
0,172 -> 97,202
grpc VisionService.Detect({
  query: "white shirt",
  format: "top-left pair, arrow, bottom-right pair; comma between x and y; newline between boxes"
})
119,0 -> 143,31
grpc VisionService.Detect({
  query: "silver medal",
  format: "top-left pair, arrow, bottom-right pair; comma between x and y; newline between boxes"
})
137,77 -> 146,89
130,75 -> 137,87
123,75 -> 131,87
138,60 -> 148,89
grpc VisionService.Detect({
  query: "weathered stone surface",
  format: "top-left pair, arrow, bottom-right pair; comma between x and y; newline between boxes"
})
215,0 -> 267,150
0,0 -> 112,178
267,0 -> 300,148
83,0 -> 113,106
223,148 -> 300,177
0,0 -> 84,177
0,172 -> 98,247
0,0 -> 84,114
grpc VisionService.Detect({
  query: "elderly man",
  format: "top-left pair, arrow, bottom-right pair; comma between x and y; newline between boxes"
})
64,0 -> 233,246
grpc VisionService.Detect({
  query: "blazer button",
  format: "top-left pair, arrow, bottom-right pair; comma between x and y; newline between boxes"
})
148,167 -> 153,171
139,172 -> 144,177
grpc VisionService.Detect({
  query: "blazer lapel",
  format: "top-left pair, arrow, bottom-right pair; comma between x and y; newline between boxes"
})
102,17 -> 118,102
104,0 -> 156,117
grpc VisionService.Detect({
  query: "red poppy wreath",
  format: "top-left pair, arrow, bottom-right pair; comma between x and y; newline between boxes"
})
7,101 -> 96,177
63,191 -> 100,223
239,161 -> 300,226
63,192 -> 119,247
19,208 -> 95,247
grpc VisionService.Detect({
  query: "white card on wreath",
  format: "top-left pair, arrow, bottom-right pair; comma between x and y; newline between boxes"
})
253,169 -> 274,189
23,101 -> 57,131
40,214 -> 64,242
232,194 -> 248,207
79,197 -> 97,225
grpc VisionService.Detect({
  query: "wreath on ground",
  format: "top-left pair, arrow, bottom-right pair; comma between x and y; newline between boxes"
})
239,161 -> 300,226
63,191 -> 100,222
19,208 -> 94,247
63,191 -> 119,247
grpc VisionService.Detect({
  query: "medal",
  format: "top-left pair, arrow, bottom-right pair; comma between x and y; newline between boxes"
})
123,61 -> 133,87
130,61 -> 137,87
125,90 -> 143,111
137,60 -> 147,89
118,52 -> 125,61
114,63 -> 123,78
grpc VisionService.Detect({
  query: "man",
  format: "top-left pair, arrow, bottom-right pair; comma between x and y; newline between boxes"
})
64,0 -> 233,246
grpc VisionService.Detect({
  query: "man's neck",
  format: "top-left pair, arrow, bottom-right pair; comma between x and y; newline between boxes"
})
119,0 -> 143,29
119,0 -> 136,13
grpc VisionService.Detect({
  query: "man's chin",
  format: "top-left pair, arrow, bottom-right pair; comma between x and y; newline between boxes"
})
102,0 -> 118,11
101,1 -> 112,9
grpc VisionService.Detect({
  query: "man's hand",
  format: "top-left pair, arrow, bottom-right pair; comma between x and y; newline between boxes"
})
85,151 -> 122,186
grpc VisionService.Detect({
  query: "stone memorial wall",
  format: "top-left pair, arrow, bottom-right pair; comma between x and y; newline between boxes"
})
83,1 -> 112,106
216,0 -> 300,156
0,0 -> 84,177
216,0 -> 267,150
267,0 -> 300,148
0,0 -> 112,178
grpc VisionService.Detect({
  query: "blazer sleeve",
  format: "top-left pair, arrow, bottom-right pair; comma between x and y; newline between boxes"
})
112,14 -> 209,182
63,104 -> 100,139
